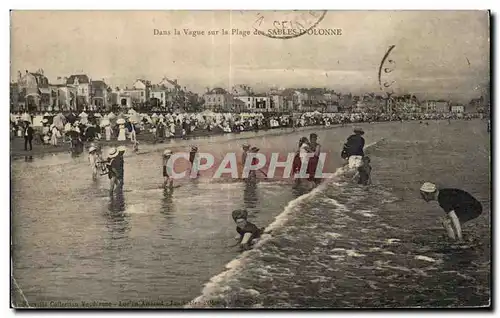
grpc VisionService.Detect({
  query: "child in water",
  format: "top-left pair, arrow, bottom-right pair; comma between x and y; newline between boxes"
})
88,145 -> 102,180
162,149 -> 174,190
353,156 -> 372,185
232,209 -> 263,251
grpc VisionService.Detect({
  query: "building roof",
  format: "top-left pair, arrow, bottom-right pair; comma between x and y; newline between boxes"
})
91,80 -> 108,89
208,88 -> 228,94
66,74 -> 90,85
136,79 -> 152,86
160,77 -> 181,90
26,72 -> 50,87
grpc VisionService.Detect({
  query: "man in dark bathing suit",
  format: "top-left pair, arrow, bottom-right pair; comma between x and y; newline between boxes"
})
420,182 -> 483,242
232,209 -> 262,251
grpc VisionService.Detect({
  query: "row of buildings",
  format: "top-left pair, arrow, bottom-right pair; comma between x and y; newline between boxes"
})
10,69 -> 487,114
203,85 -> 485,114
10,69 -> 199,113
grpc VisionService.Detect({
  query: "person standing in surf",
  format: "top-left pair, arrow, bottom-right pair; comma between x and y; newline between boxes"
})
117,146 -> 126,190
342,128 -> 365,170
162,149 -> 174,190
352,156 -> 372,186
292,137 -> 310,188
105,147 -> 122,197
88,145 -> 103,180
420,182 -> 483,242
246,146 -> 261,182
307,133 -> 321,185
189,145 -> 200,178
241,143 -> 251,180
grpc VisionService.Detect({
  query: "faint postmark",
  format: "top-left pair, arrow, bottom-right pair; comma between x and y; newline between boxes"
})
378,44 -> 396,96
252,10 -> 327,40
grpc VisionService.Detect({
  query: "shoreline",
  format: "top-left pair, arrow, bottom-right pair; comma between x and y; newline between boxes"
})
10,119 -> 473,160
10,123 -> 354,160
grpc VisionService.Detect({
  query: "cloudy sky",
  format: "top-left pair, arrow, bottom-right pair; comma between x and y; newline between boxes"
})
11,10 -> 489,102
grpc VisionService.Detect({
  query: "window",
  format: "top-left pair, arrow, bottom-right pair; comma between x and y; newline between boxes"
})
248,98 -> 250,101
141,92 -> 144,97
161,93 -> 163,98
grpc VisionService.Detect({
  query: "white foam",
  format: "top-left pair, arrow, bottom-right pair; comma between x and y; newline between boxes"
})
186,137 -> 387,307
332,248 -> 346,252
346,250 -> 366,257
264,166 -> 347,233
325,232 -> 342,239
354,210 -> 375,218
386,238 -> 401,244
124,203 -> 148,214
414,255 -> 441,263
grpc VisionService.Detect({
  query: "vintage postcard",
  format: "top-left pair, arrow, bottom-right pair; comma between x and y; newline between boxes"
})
10,10 -> 491,308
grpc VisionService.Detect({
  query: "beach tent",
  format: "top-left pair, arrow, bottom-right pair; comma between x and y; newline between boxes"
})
10,113 -> 19,123
99,115 -> 111,127
129,113 -> 141,124
53,113 -> 67,130
201,109 -> 216,117
21,112 -> 31,123
79,111 -> 89,124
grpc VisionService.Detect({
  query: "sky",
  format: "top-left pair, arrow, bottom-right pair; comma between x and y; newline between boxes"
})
11,10 -> 490,102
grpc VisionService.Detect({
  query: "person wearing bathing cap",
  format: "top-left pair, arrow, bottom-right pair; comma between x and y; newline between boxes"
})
420,182 -> 483,241
162,149 -> 174,190
232,209 -> 262,251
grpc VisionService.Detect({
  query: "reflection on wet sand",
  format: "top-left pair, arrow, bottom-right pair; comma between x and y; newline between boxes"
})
104,194 -> 130,239
243,183 -> 258,212
161,189 -> 175,217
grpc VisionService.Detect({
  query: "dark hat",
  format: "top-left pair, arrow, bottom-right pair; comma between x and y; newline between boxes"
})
353,128 -> 365,134
250,146 -> 260,152
232,209 -> 248,221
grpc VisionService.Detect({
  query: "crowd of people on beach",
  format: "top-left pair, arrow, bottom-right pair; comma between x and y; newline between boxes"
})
10,109 -> 484,156
12,108 -> 486,250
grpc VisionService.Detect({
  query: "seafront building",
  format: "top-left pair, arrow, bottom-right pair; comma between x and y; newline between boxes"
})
10,69 -> 488,115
